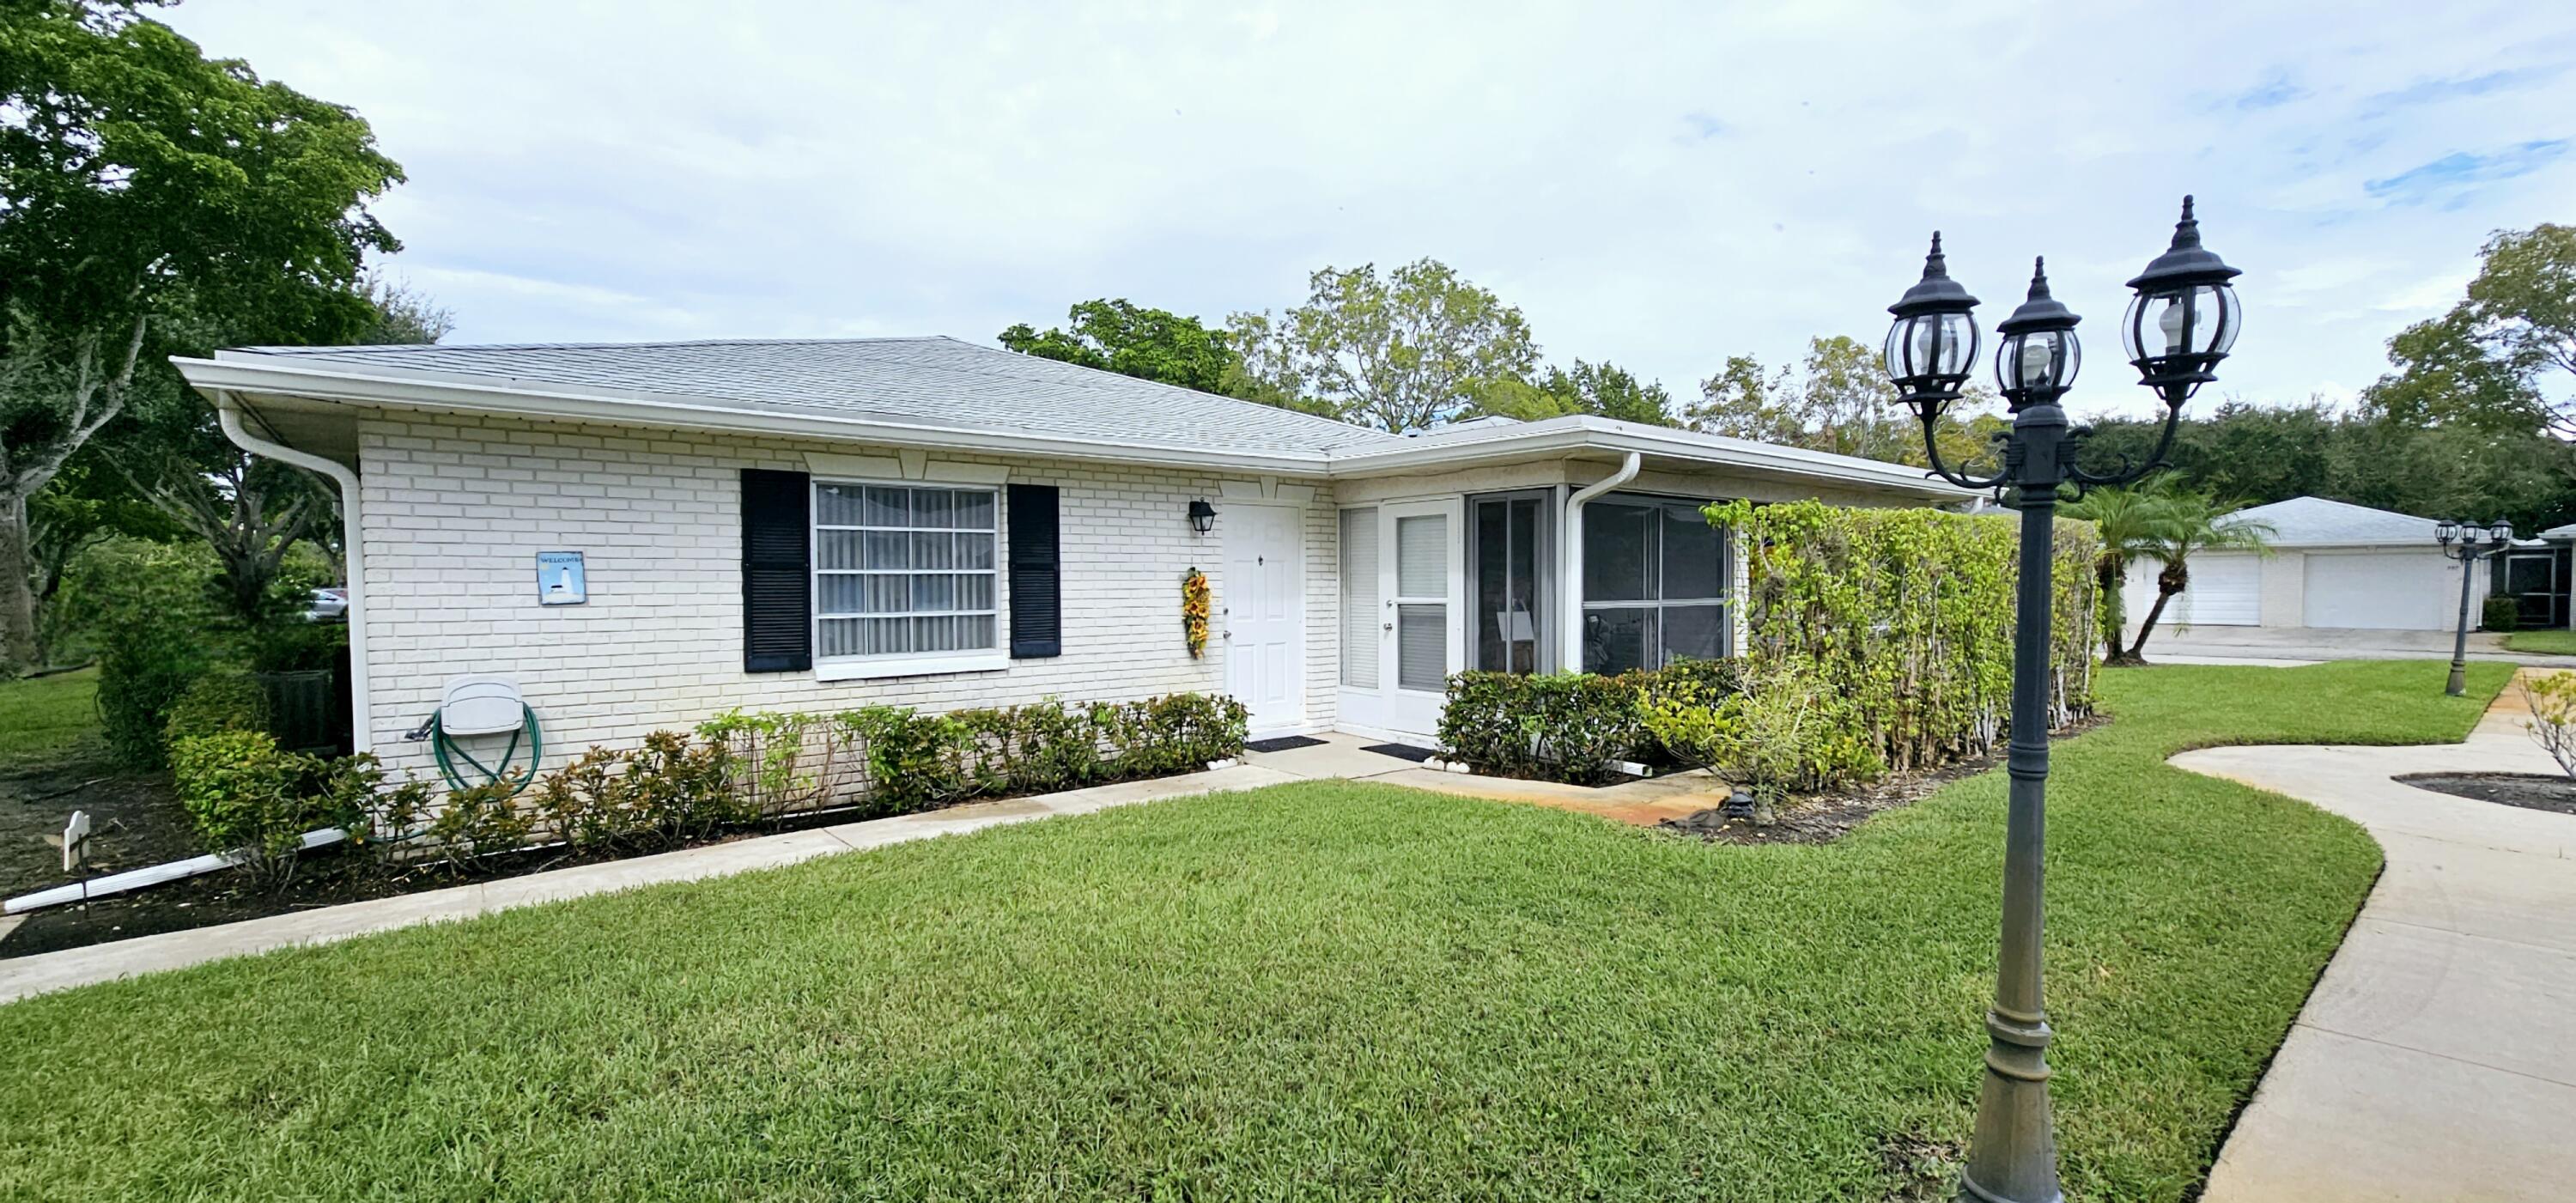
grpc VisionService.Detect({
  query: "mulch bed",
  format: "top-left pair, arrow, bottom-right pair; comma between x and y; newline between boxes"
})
2394,771 -> 2576,817
1659,714 -> 2109,846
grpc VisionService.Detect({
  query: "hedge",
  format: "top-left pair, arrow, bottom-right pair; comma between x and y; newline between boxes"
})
1438,660 -> 1741,785
1716,499 -> 2098,787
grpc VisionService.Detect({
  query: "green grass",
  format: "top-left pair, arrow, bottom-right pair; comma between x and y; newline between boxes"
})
0,661 -> 2509,1201
0,666 -> 101,770
2506,628 -> 2576,655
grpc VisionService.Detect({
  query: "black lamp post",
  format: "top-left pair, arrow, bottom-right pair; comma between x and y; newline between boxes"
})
1880,197 -> 2242,1203
2436,518 -> 2514,696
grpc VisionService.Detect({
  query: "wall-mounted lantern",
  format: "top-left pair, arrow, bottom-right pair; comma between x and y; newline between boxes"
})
1188,498 -> 1217,535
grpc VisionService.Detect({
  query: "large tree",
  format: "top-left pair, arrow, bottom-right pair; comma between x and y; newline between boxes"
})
0,0 -> 403,670
1469,358 -> 1676,427
2360,224 -> 2573,437
1227,259 -> 1540,432
1688,335 -> 2002,470
997,299 -> 1237,394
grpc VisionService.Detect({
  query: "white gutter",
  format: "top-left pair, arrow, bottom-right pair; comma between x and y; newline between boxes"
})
1559,452 -> 1642,671
216,391 -> 371,756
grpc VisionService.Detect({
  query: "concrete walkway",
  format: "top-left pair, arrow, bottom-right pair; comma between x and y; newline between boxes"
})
2176,675 -> 2576,1201
1243,732 -> 1735,825
0,763 -> 1298,1005
2147,626 -> 2576,669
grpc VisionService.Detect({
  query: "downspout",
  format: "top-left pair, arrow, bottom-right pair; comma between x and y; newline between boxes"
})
1558,452 -> 1641,673
216,391 -> 372,756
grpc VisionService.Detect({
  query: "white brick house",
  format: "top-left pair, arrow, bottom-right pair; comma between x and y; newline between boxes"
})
174,337 -> 1966,781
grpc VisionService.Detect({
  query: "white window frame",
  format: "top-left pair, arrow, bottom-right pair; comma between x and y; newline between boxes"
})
811,478 -> 1007,680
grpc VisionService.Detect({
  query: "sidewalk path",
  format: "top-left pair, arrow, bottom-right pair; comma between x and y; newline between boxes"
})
2175,673 -> 2576,1201
0,763 -> 1298,1005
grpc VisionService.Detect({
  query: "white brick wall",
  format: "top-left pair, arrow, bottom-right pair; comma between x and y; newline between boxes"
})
357,410 -> 1335,782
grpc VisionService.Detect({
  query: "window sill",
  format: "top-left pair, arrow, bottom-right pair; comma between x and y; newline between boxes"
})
813,653 -> 1009,682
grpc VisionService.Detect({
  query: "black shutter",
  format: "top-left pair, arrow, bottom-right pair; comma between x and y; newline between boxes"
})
740,468 -> 812,672
1008,483 -> 1061,659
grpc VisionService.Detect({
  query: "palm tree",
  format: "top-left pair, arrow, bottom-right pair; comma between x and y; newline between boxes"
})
2062,479 -> 2186,666
2123,494 -> 2275,664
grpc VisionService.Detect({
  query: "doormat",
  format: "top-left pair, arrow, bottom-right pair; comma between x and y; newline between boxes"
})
1244,735 -> 1327,753
1360,743 -> 1438,763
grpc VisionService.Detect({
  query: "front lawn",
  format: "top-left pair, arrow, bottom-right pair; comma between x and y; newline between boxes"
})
0,661 -> 2508,1201
2506,628 -> 2576,655
0,667 -> 101,771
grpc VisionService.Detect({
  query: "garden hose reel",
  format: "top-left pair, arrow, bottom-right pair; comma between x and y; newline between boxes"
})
404,675 -> 544,795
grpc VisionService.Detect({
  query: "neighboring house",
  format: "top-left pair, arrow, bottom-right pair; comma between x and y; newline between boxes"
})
173,337 -> 1966,780
2517,523 -> 2576,629
2121,495 -> 2497,635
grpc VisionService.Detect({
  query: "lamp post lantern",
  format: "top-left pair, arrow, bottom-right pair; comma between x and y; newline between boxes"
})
1880,197 -> 2242,1203
2437,519 -> 2514,696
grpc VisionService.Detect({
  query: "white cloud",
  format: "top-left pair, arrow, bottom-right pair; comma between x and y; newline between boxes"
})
163,0 -> 2576,412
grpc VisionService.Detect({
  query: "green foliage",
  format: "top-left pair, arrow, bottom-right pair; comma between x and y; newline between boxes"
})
0,664 -> 102,769
2356,223 -> 2573,439
1641,660 -> 1819,802
1438,659 -> 1744,784
533,732 -> 743,852
2524,671 -> 2576,778
424,775 -> 537,866
997,299 -> 1239,394
2122,492 -> 2275,661
168,729 -> 329,880
1472,359 -> 1678,427
2482,595 -> 2521,632
1711,500 -> 2099,788
1688,337 -> 2005,473
847,692 -> 1249,812
697,708 -> 836,815
81,538 -> 221,767
1227,258 -> 1540,432
161,668 -> 270,744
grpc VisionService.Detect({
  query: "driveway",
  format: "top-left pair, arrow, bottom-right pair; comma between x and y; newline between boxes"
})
2173,678 -> 2576,1201
2138,625 -> 2576,668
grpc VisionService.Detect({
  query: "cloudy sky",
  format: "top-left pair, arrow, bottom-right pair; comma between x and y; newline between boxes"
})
165,1 -> 2576,423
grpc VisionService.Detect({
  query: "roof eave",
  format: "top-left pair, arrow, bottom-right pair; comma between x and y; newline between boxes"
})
1324,418 -> 1976,501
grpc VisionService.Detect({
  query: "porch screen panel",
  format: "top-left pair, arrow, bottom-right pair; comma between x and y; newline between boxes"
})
1582,496 -> 1728,673
1340,507 -> 1380,689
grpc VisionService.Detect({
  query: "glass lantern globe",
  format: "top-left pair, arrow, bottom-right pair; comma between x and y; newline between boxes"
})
1993,258 -> 2081,409
1883,233 -> 1981,416
2487,519 -> 2515,546
2124,196 -> 2244,403
2436,519 -> 2461,546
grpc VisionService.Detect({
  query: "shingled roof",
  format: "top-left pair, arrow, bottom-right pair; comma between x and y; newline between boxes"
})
218,336 -> 1400,457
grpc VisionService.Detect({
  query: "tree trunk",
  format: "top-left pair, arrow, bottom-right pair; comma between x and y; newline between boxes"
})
2093,551 -> 2127,665
0,494 -> 39,672
2125,581 -> 2183,662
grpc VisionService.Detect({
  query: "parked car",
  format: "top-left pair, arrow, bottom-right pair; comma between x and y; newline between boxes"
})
305,586 -> 349,622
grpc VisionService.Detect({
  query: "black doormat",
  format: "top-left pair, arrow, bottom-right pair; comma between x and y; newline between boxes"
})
1360,743 -> 1438,763
1244,735 -> 1327,753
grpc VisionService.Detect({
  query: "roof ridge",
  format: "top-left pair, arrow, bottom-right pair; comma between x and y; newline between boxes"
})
240,335 -> 957,355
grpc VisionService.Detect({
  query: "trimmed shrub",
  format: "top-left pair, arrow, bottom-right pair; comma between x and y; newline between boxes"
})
2482,596 -> 2520,632
163,670 -> 270,744
847,691 -> 1250,812
535,732 -> 743,851
1439,671 -> 1655,785
169,730 -> 328,880
84,542 -> 222,768
1713,500 -> 2099,788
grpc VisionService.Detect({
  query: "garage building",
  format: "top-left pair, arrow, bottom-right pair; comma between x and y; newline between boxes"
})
2122,496 -> 2494,635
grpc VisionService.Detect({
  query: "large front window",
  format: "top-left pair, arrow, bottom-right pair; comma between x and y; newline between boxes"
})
813,482 -> 1000,665
1582,496 -> 1728,674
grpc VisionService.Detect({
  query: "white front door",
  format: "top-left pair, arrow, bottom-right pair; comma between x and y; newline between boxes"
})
1222,502 -> 1304,736
1380,498 -> 1463,738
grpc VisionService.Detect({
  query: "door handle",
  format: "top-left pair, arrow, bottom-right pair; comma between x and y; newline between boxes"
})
1382,622 -> 1394,632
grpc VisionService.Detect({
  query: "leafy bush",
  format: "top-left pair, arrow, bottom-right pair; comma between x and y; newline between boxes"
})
168,730 -> 331,881
163,669 -> 270,744
847,692 -> 1249,812
424,775 -> 538,866
82,540 -> 222,768
2524,671 -> 2576,779
2482,596 -> 2520,632
534,732 -> 743,851
1643,660 -> 1821,805
1439,660 -> 1744,784
697,708 -> 836,815
1713,500 -> 2098,787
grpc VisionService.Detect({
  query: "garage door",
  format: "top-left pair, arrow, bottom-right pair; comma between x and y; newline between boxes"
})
2304,551 -> 2452,629
2167,552 -> 2261,626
